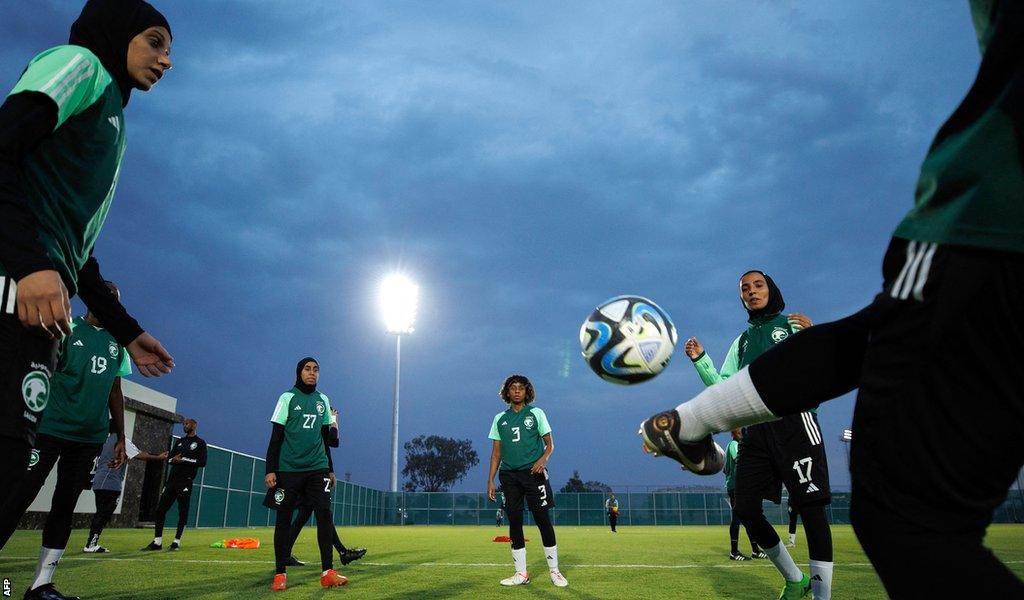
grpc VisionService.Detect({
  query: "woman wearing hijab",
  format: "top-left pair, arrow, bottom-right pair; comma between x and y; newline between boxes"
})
0,0 -> 175,522
680,271 -> 833,600
0,2 -> 175,598
285,406 -> 367,569
264,358 -> 348,590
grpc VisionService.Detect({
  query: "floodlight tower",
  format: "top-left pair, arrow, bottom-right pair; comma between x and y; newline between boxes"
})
840,428 -> 853,471
380,274 -> 419,493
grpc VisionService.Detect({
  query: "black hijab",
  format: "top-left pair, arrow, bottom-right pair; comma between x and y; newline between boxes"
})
69,0 -> 171,107
741,270 -> 785,321
295,357 -> 318,395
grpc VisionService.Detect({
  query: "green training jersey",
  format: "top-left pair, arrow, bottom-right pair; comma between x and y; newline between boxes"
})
723,439 -> 739,491
270,388 -> 332,472
38,316 -> 131,444
893,1 -> 1024,253
692,313 -> 797,383
0,45 -> 127,294
488,405 -> 551,471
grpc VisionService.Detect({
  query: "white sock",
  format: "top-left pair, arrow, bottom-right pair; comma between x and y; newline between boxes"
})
153,536 -> 163,545
511,547 -> 527,573
809,560 -> 833,600
544,545 -> 558,571
31,547 -> 63,590
789,533 -> 796,544
764,542 -> 803,583
675,367 -> 777,441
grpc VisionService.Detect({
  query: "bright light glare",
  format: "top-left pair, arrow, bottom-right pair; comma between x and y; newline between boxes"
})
380,274 -> 419,334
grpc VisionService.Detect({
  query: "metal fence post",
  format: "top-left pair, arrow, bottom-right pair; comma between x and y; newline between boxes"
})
223,453 -> 233,527
246,458 -> 255,527
194,457 -> 205,528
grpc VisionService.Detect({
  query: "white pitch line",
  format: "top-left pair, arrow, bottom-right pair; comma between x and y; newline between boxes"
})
2,556 -> 1022,569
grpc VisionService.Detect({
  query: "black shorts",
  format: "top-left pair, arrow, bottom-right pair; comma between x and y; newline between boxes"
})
0,309 -> 58,446
498,469 -> 554,513
734,412 -> 831,508
264,469 -> 331,512
852,239 -> 1024,532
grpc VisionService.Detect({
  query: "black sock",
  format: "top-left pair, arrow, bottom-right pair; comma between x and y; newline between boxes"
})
800,503 -> 833,562
274,510 -> 293,573
315,506 -> 334,571
731,539 -> 739,554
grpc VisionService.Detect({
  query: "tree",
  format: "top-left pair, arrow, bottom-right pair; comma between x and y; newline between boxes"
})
402,435 -> 480,492
559,470 -> 612,493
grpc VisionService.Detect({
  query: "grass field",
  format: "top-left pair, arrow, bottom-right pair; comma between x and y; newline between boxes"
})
2,524 -> 1023,598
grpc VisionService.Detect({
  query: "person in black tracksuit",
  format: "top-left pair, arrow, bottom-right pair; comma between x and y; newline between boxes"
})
141,419 -> 206,551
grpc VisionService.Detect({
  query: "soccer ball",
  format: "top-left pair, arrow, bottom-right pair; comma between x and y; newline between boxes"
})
579,295 -> 678,384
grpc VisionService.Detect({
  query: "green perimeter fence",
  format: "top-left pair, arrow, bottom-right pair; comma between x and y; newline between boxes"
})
162,443 -> 1024,530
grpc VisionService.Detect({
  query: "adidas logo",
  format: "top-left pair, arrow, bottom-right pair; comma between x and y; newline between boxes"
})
294,406 -> 303,410
811,575 -> 823,581
107,115 -> 120,133
806,483 -> 819,493
73,340 -> 84,346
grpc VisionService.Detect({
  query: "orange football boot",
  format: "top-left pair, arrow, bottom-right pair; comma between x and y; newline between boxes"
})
271,573 -> 287,591
321,569 -> 349,587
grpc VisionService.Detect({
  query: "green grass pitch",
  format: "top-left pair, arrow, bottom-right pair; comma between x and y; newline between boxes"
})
2,525 -> 1022,598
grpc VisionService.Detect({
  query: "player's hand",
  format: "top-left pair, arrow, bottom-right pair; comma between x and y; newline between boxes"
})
170,453 -> 182,464
328,472 -> 336,489
127,332 -> 175,377
111,439 -> 127,469
265,473 -> 277,488
684,337 -> 704,360
787,313 -> 813,331
157,451 -> 168,460
487,481 -> 496,502
530,458 -> 547,474
16,270 -> 72,338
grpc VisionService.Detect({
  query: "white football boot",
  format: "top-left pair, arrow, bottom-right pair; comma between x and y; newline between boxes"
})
500,572 -> 530,586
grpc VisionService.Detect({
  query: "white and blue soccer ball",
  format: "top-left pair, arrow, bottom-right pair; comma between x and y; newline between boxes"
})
579,295 -> 678,384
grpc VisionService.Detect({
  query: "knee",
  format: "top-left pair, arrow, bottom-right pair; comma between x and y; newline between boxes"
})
732,496 -> 763,524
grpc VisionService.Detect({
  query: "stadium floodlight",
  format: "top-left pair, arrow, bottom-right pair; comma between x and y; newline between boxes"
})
380,274 -> 419,493
380,274 -> 418,334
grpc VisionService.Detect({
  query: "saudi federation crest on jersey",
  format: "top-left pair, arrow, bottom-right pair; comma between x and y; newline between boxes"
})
274,489 -> 285,505
189,442 -> 198,451
316,402 -> 325,415
523,416 -> 535,429
22,371 -> 50,412
28,449 -> 40,468
108,341 -> 119,358
771,327 -> 789,343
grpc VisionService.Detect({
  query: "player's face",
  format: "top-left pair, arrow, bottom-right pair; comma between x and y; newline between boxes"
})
126,26 -> 172,91
301,362 -> 320,386
183,419 -> 196,434
739,273 -> 769,311
507,382 -> 527,405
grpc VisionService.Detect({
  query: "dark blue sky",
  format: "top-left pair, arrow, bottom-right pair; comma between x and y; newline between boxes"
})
2,2 -> 980,492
